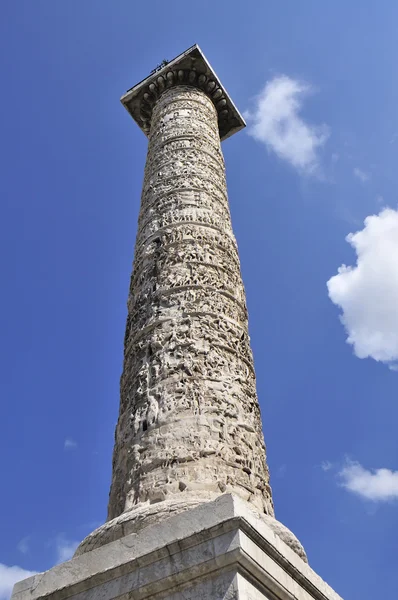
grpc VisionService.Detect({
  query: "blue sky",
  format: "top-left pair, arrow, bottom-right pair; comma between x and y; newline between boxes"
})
1,1 -> 398,598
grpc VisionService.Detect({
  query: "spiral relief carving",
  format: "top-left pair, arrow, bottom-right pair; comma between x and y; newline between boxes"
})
107,86 -> 275,523
73,74 -> 307,563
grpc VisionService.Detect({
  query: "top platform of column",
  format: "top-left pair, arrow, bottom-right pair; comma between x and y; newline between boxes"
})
120,44 -> 246,141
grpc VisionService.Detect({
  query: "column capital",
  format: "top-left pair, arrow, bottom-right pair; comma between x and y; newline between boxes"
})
120,44 -> 246,141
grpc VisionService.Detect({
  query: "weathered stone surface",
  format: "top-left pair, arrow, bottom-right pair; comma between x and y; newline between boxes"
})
12,495 -> 342,600
74,495 -> 306,562
107,85 -> 274,528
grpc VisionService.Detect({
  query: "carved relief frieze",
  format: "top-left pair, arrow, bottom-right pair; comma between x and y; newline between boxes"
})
108,85 -> 274,524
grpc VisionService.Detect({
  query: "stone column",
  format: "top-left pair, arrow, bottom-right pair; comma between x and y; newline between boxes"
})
109,83 -> 274,522
74,47 -> 305,561
12,48 -> 346,600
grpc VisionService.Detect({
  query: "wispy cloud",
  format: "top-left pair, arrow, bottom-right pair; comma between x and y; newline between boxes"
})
0,535 -> 80,599
17,537 -> 30,555
321,461 -> 333,472
55,536 -> 79,563
339,460 -> 398,501
64,438 -> 77,451
245,75 -> 329,176
276,464 -> 287,478
327,207 -> 398,369
0,564 -> 37,600
353,167 -> 370,183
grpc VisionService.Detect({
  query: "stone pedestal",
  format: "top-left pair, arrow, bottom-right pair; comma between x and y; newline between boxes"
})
11,495 -> 342,600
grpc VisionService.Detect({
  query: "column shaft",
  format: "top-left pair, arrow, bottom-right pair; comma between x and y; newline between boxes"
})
108,85 -> 274,521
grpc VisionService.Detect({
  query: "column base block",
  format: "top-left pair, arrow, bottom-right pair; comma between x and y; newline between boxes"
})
11,494 -> 342,600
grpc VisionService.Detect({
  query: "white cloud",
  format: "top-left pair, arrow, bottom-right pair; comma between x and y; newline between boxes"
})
55,537 -> 79,563
353,167 -> 370,183
339,460 -> 398,501
0,564 -> 38,600
64,438 -> 77,450
327,207 -> 398,368
17,537 -> 29,555
245,75 -> 329,175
